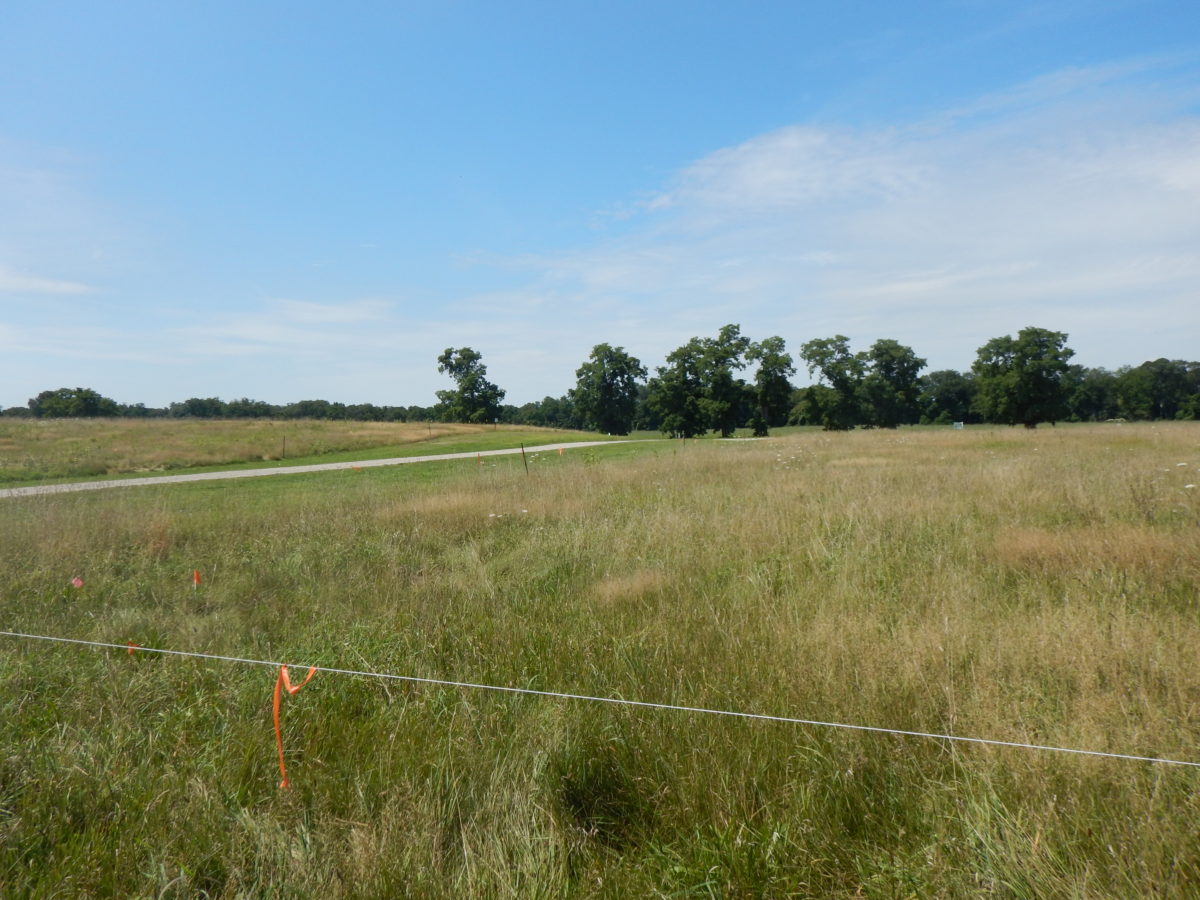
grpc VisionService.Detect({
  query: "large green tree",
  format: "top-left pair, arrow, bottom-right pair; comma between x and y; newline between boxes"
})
435,347 -> 506,423
799,336 -> 865,430
646,339 -> 708,438
699,324 -> 751,438
745,336 -> 795,436
971,327 -> 1074,428
28,387 -> 118,418
569,344 -> 647,435
647,325 -> 752,438
859,339 -> 926,428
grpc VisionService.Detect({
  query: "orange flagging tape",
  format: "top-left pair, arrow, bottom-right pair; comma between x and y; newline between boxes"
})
193,569 -> 201,589
273,664 -> 317,789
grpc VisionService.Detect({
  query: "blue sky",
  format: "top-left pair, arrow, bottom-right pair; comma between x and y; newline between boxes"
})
1,1 -> 1197,408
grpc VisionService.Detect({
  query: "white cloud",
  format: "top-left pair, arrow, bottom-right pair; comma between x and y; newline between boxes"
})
0,263 -> 93,295
650,126 -> 929,213
266,298 -> 391,325
495,60 -> 1200,373
174,298 -> 401,356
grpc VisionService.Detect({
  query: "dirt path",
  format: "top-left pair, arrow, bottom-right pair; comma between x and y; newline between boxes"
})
0,441 -> 638,499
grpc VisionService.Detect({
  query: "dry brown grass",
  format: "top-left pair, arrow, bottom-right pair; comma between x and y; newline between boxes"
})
994,524 -> 1200,573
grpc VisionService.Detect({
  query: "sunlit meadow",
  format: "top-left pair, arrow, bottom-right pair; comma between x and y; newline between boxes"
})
1,422 -> 1198,897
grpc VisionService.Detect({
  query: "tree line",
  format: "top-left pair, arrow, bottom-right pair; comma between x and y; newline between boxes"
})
9,328 -> 1200,433
435,328 -> 1200,434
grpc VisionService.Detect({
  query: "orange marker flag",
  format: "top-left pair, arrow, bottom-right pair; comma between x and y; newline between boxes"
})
193,569 -> 201,590
476,453 -> 481,466
127,641 -> 140,656
273,664 -> 318,789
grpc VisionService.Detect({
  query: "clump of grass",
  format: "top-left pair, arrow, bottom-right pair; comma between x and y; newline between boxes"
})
1,422 -> 1199,895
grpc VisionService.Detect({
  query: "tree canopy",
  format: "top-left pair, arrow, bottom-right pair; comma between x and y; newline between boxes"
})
798,336 -> 865,430
746,336 -> 795,435
435,347 -> 506,424
647,325 -> 756,438
569,344 -> 646,435
971,327 -> 1074,428
860,339 -> 926,428
28,387 -> 118,418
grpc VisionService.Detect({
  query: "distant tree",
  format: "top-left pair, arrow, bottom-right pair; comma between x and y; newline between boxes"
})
1114,359 -> 1197,420
515,395 -> 579,429
225,397 -> 277,418
117,403 -> 168,418
569,344 -> 646,435
918,370 -> 978,424
170,397 -> 226,418
799,336 -> 865,430
1064,366 -> 1118,421
29,387 -> 118,418
435,347 -> 506,424
746,336 -> 795,436
859,339 -> 926,428
972,327 -> 1074,428
341,403 -> 380,421
788,384 -> 838,426
633,382 -> 662,432
283,399 -> 347,419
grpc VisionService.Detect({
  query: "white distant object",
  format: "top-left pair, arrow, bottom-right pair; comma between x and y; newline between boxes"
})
952,422 -> 964,430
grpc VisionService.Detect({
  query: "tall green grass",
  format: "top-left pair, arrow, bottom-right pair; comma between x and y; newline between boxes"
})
1,424 -> 1198,896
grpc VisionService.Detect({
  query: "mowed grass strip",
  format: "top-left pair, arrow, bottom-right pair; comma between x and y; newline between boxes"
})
1,424 -> 1199,897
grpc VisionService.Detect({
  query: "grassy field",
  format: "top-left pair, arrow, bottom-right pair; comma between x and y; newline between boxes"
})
1,422 -> 1199,896
0,419 -> 615,486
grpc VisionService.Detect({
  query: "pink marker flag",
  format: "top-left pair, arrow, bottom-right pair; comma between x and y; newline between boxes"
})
70,576 -> 84,589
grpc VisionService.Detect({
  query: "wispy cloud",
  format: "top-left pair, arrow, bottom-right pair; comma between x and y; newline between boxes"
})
176,299 -> 397,355
648,126 -> 928,213
493,59 -> 1200,372
0,263 -> 93,295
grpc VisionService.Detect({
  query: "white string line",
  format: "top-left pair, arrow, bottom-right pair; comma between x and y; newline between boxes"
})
3,629 -> 1198,769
